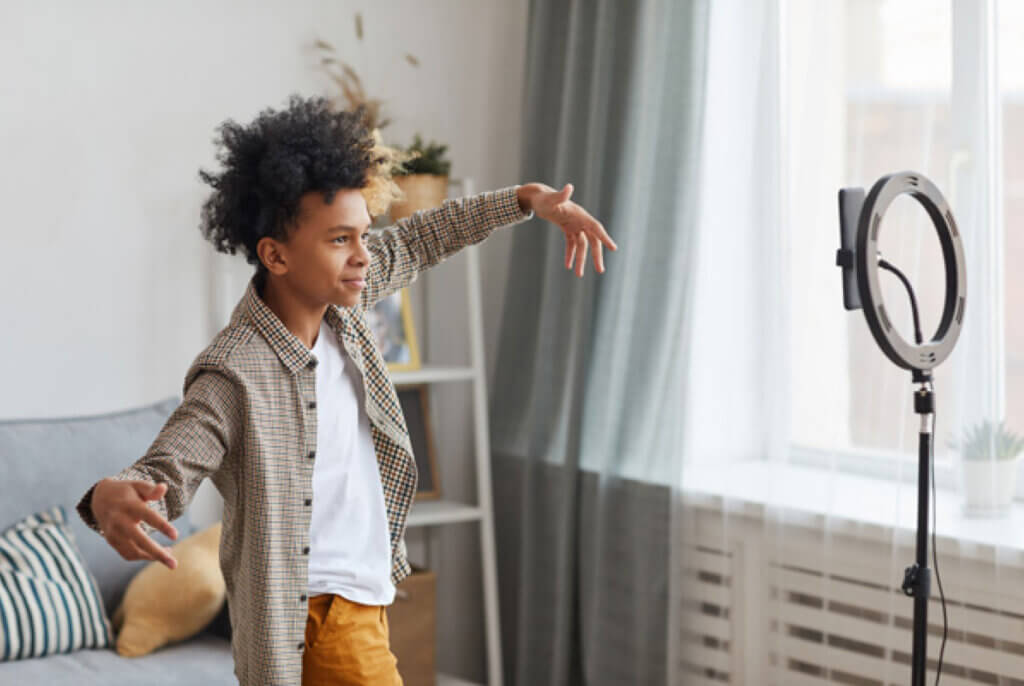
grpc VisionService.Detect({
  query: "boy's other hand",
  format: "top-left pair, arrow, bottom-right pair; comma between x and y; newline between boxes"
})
517,182 -> 618,278
91,478 -> 179,569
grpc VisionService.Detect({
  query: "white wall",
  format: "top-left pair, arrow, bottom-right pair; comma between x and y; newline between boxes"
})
1,1 -> 528,681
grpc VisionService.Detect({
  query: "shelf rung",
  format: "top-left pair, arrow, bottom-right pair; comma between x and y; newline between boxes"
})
392,365 -> 476,386
436,672 -> 483,686
407,500 -> 483,527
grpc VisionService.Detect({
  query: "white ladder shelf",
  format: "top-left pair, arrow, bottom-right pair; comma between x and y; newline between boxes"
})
395,176 -> 504,686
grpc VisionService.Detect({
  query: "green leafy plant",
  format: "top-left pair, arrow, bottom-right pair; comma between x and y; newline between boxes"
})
948,420 -> 1024,461
396,134 -> 451,176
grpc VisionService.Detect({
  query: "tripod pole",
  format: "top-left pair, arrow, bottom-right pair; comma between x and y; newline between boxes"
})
904,371 -> 934,686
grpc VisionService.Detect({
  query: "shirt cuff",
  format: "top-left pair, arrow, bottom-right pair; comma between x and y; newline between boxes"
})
488,185 -> 535,227
76,481 -> 103,532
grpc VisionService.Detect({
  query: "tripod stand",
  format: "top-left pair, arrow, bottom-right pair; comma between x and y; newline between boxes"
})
903,370 -> 935,686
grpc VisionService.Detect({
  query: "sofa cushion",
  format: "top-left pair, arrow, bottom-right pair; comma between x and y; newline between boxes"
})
0,632 -> 235,685
0,397 -> 194,617
0,505 -> 113,661
113,522 -> 225,657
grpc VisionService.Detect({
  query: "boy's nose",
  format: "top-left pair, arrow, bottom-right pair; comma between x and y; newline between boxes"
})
358,244 -> 372,265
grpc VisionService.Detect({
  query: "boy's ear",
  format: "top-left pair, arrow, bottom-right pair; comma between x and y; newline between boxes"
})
257,236 -> 288,276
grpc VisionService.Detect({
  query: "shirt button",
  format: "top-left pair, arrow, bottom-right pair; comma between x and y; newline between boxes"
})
308,400 -> 317,409
305,498 -> 312,506
300,594 -> 307,602
303,546 -> 310,555
308,451 -> 316,460
307,359 -> 317,369
297,641 -> 304,651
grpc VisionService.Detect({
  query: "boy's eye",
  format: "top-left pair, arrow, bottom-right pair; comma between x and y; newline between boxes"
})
334,233 -> 369,244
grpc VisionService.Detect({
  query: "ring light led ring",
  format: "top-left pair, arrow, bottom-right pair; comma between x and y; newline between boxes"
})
856,171 -> 967,371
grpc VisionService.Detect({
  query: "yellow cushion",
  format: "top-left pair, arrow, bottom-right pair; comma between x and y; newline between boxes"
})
112,521 -> 224,657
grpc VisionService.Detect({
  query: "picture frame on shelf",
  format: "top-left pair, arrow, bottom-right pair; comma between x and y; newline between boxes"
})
397,385 -> 441,500
367,288 -> 421,371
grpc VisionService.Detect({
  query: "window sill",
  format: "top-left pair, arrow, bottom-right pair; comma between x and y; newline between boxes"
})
681,460 -> 1024,553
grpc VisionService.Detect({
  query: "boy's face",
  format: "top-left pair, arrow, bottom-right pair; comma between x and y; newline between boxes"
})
261,188 -> 373,309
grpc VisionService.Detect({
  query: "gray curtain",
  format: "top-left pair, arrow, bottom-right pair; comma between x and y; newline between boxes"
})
489,0 -> 709,684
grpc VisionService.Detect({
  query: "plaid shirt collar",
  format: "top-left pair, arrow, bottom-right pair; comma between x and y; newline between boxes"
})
238,274 -> 353,375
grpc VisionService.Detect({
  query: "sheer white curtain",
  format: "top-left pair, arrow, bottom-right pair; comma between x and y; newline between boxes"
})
669,1 -> 1024,684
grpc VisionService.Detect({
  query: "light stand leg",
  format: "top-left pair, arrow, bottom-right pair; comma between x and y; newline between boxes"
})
903,375 -> 934,686
910,431 -> 931,686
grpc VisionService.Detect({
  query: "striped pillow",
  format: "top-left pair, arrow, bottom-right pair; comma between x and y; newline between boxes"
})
0,504 -> 113,661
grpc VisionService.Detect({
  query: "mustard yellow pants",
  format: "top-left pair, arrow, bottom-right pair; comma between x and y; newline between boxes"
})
302,593 -> 403,685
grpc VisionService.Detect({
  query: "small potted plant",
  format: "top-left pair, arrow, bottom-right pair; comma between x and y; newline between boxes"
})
388,134 -> 452,221
950,420 -> 1024,517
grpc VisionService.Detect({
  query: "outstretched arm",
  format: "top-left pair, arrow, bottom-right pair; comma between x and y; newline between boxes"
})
76,368 -> 241,569
360,185 -> 533,309
361,182 -> 618,309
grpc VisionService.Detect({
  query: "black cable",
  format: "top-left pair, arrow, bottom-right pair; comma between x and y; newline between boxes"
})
882,256 -> 948,683
879,258 -> 924,345
932,391 -> 948,686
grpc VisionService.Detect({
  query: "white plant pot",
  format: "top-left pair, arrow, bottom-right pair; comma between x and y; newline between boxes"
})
961,457 -> 1019,517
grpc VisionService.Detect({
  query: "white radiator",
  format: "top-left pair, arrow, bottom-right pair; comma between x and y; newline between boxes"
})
676,502 -> 1024,686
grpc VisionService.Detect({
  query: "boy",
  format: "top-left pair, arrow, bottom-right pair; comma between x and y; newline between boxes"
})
75,94 -> 616,685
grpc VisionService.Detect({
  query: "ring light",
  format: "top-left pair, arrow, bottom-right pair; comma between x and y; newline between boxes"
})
835,170 -> 967,686
837,171 -> 967,371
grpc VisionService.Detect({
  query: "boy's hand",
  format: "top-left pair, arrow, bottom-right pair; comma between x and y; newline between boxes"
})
91,478 -> 179,569
517,182 -> 618,278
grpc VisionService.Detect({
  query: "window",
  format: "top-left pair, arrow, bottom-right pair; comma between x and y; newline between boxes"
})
1000,0 -> 1024,443
786,1 -> 1015,483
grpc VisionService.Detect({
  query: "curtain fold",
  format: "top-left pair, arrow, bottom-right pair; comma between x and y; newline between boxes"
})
490,0 -> 709,684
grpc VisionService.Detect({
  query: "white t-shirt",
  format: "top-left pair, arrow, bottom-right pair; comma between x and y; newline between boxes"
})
306,318 -> 396,606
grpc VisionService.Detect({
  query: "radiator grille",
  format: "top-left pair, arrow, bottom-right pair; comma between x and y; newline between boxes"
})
675,506 -> 1024,686
678,543 -> 736,684
771,534 -> 1024,686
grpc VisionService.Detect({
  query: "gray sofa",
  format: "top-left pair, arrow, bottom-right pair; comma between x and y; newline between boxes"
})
0,397 -> 236,685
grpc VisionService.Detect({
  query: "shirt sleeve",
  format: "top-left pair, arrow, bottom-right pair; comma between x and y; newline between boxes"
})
360,184 -> 535,309
75,368 -> 241,536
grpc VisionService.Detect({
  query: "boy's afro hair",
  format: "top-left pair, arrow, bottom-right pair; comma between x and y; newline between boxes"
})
197,94 -> 407,275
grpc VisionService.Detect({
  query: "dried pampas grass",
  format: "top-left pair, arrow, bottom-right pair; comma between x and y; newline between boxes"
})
361,128 -> 415,218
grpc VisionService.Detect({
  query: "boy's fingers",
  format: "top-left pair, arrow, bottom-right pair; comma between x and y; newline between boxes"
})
145,482 -> 168,501
137,506 -> 178,540
128,479 -> 160,494
126,540 -> 155,562
598,227 -> 614,250
135,487 -> 179,540
130,526 -> 177,569
590,219 -> 616,252
577,234 -> 588,277
109,536 -> 153,563
129,480 -> 167,502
